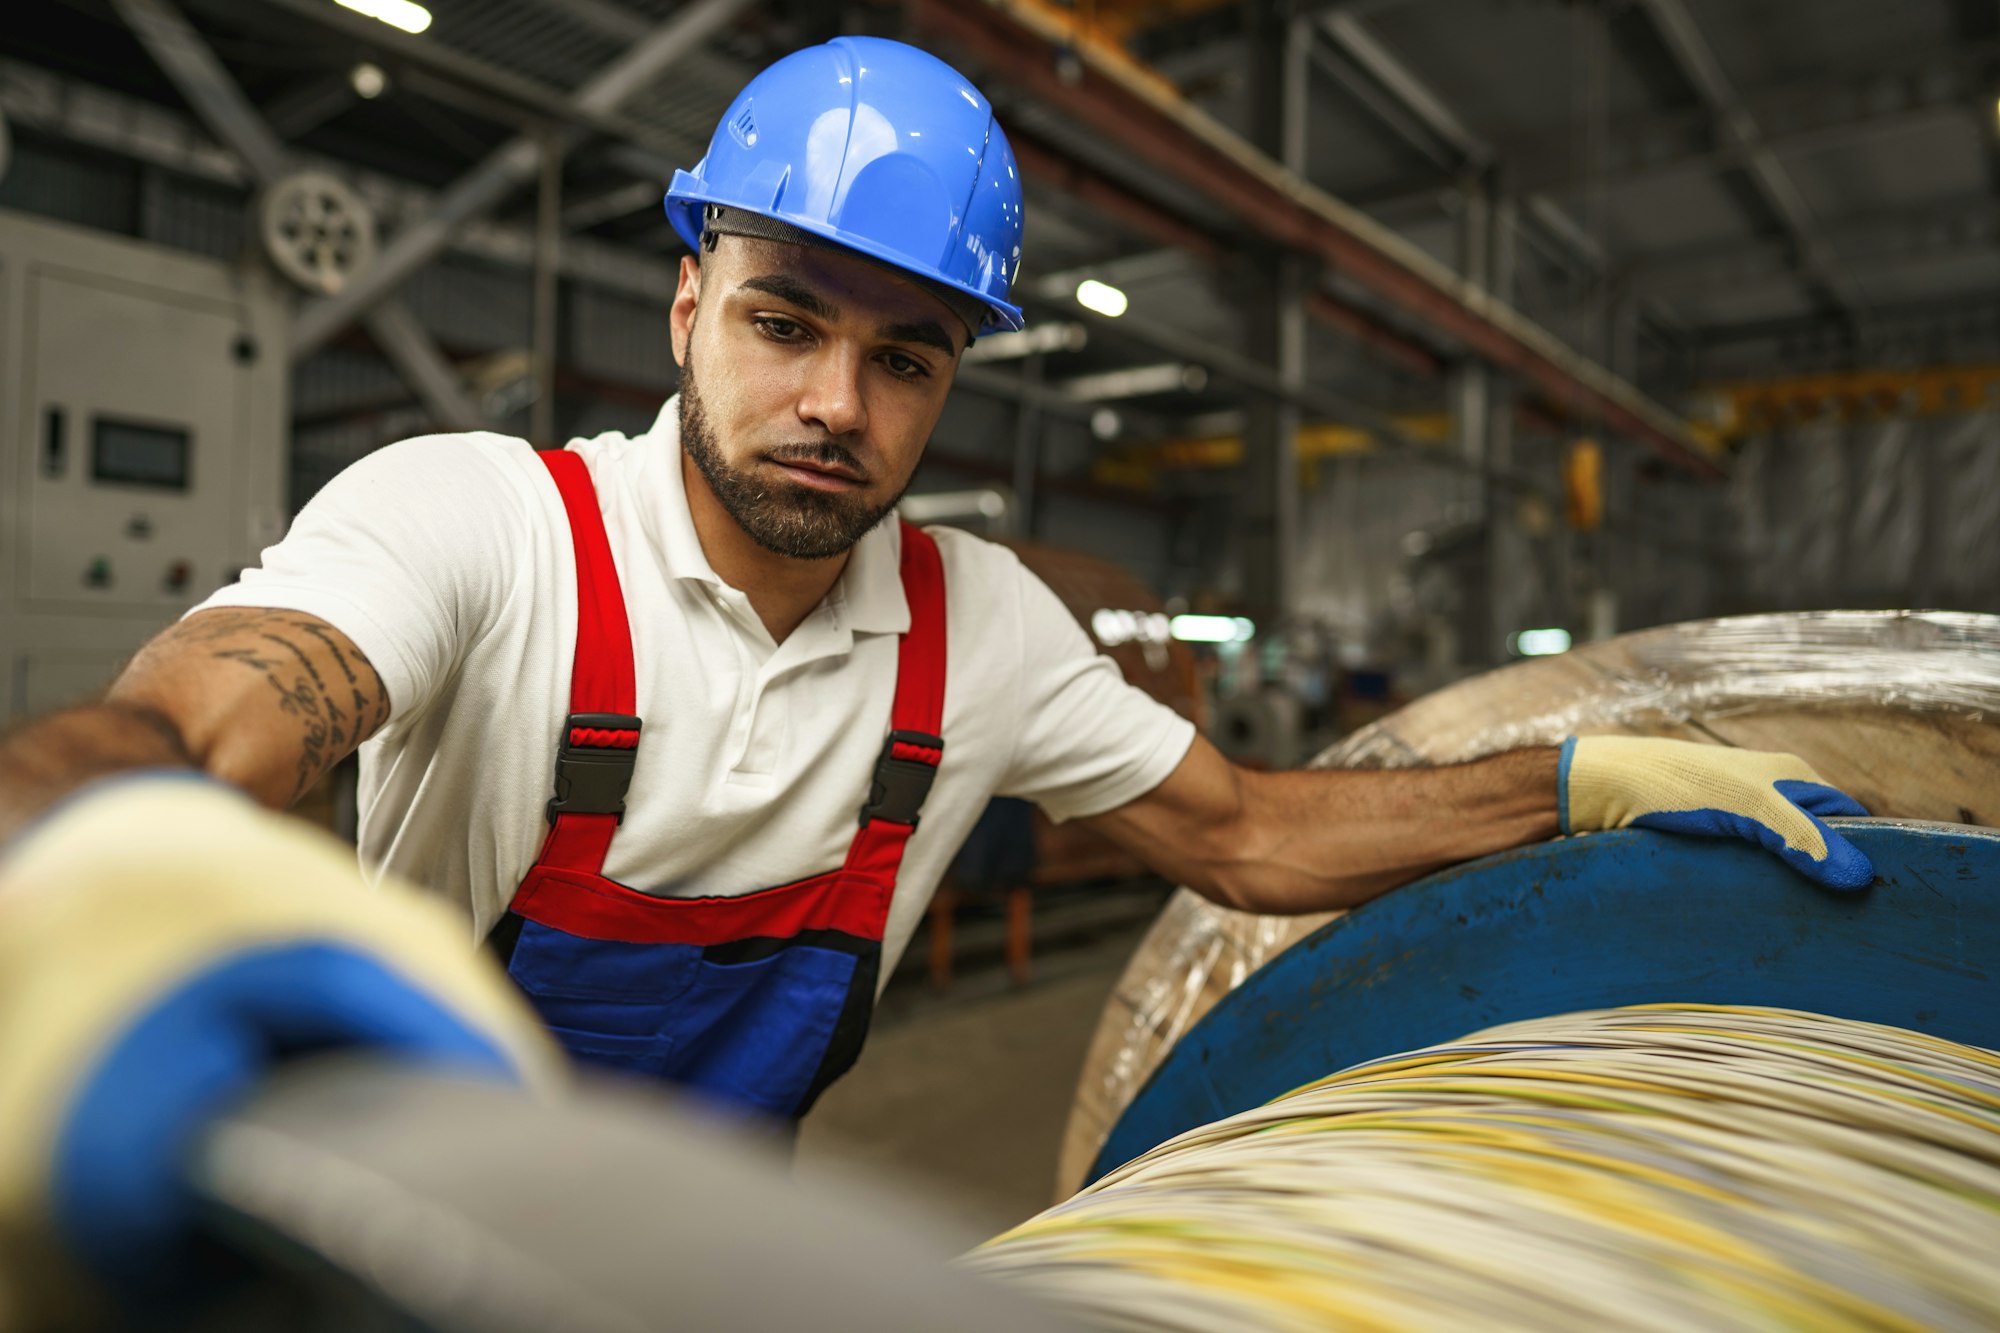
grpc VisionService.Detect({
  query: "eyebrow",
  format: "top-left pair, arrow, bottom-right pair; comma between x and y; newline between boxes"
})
739,273 -> 959,361
879,318 -> 958,359
739,274 -> 837,321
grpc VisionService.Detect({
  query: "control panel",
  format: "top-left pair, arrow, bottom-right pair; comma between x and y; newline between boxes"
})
2,210 -> 287,719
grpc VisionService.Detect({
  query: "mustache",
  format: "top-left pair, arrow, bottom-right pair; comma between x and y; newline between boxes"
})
764,441 -> 868,480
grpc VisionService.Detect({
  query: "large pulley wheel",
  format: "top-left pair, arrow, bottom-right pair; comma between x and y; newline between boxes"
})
258,170 -> 377,296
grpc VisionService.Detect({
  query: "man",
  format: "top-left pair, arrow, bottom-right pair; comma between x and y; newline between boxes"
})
0,38 -> 1871,1123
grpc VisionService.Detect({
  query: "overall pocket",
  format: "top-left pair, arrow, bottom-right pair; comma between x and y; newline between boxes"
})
503,917 -> 696,1078
660,939 -> 882,1118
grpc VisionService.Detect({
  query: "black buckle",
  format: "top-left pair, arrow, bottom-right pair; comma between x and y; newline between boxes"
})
547,712 -> 642,824
859,729 -> 944,828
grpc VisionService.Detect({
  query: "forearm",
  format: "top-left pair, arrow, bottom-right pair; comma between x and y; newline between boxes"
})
1209,749 -> 1561,914
0,701 -> 198,845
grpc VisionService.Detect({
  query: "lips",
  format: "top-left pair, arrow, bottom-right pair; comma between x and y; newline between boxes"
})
768,454 -> 866,491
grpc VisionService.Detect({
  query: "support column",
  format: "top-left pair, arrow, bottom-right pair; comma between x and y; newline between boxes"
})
1238,2 -> 1311,628
1012,353 -> 1044,540
531,133 -> 563,446
1453,184 -> 1532,664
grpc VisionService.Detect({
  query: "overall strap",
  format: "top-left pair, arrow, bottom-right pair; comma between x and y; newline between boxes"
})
535,448 -> 642,875
845,522 -> 948,879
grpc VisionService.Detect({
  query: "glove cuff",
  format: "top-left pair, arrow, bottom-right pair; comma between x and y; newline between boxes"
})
1557,737 -> 1578,835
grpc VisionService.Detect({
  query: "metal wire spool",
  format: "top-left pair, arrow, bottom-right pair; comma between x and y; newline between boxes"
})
968,1005 -> 2000,1332
1060,611 -> 2000,1195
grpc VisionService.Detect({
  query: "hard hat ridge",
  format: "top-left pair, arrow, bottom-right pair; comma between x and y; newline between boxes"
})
666,36 -> 1026,335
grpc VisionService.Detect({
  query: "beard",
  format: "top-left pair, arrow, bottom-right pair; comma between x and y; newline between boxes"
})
678,356 -> 908,561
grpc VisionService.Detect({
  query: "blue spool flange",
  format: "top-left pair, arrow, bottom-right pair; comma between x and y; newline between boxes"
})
1090,820 -> 2000,1185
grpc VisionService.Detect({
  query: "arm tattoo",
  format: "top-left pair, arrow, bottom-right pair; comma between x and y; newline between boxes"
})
193,612 -> 390,804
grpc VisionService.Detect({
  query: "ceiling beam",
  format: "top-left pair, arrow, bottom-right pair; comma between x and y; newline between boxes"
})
110,0 -> 485,429
290,0 -> 759,360
0,61 -> 683,299
1631,0 -> 1867,319
1443,43 -> 1997,204
909,0 -> 1720,478
1951,0 -> 2000,199
1313,10 -> 1613,289
1009,130 -> 1447,381
1626,196 -> 2000,299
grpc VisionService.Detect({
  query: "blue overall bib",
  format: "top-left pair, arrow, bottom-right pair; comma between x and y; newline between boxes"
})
488,448 -> 947,1120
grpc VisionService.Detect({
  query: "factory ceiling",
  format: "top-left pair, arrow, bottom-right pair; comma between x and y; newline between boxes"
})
7,0 -> 1997,459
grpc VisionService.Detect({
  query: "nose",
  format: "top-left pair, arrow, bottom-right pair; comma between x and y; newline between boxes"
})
796,343 -> 868,439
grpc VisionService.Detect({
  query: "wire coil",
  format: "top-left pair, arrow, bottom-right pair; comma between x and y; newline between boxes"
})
972,1006 -> 2000,1331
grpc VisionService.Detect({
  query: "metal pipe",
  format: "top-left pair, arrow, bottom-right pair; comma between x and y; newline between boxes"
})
109,0 -> 288,180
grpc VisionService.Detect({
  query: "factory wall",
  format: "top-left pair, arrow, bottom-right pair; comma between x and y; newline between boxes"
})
1725,414 -> 2000,615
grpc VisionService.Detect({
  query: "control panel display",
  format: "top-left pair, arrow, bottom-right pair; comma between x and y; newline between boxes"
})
92,418 -> 191,491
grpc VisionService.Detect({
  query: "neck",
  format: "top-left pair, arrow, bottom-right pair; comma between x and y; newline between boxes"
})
681,449 -> 849,643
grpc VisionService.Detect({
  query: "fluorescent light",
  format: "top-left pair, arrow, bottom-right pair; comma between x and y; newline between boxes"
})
1091,609 -> 1171,647
1075,278 -> 1128,318
1171,614 -> 1254,644
1060,363 -> 1205,401
1513,628 -> 1572,657
335,0 -> 432,35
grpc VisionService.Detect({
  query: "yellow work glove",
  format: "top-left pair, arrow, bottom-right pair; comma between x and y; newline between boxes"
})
0,775 -> 560,1327
1559,736 -> 1874,890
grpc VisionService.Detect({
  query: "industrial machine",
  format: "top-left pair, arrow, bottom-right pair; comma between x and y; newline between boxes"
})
0,209 -> 288,720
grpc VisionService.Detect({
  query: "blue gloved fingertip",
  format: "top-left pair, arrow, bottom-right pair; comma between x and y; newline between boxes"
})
1774,778 -> 1871,820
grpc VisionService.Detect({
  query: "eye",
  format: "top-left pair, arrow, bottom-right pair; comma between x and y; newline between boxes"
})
882,351 -> 930,381
753,315 -> 808,342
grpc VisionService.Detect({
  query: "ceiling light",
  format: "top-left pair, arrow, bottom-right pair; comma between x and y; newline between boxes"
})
1075,278 -> 1128,318
1511,628 -> 1572,657
1171,615 -> 1255,644
1061,363 -> 1205,401
349,62 -> 388,98
335,0 -> 432,35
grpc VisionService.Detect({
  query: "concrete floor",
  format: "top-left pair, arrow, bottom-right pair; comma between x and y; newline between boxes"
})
795,891 -> 1160,1241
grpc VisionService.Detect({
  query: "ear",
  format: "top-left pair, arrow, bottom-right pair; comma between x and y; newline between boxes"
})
670,255 -> 701,368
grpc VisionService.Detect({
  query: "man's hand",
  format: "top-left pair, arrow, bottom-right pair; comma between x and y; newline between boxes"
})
1560,736 -> 1874,890
0,777 -> 558,1322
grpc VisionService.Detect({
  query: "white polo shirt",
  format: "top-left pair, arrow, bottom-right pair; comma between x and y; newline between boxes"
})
196,399 -> 1195,981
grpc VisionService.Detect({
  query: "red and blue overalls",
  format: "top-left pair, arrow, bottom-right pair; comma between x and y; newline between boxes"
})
487,449 -> 946,1120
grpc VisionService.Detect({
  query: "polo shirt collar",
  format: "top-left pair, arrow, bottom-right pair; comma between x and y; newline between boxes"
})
642,396 -> 910,637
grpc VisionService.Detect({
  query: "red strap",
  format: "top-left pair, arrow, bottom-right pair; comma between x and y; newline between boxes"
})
843,523 -> 948,874
539,450 -> 635,715
888,521 -> 947,738
533,449 -> 635,874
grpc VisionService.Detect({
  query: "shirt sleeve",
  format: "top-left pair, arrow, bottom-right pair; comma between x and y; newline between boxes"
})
990,546 -> 1197,823
190,433 -> 539,726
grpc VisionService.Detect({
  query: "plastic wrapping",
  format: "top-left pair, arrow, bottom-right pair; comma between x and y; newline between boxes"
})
1056,610 -> 2000,1196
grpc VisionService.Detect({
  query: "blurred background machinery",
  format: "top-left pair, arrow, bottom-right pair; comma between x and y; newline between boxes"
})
0,210 -> 287,720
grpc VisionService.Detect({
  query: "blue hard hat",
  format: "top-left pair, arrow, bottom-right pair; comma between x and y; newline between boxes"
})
666,36 -> 1025,335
